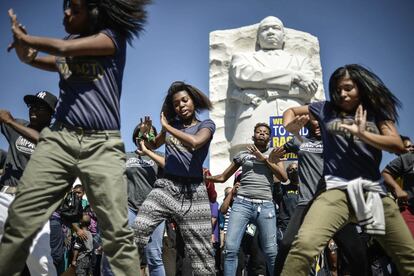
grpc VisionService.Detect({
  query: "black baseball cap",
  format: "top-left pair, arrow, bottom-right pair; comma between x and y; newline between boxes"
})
24,91 -> 58,113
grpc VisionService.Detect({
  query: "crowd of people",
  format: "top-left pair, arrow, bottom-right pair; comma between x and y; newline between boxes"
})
0,0 -> 414,276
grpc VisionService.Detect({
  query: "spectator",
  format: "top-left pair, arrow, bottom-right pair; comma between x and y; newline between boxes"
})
278,162 -> 299,233
71,214 -> 94,276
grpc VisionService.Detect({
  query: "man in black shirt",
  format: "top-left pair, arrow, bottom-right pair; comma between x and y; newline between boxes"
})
382,135 -> 414,237
0,91 -> 57,275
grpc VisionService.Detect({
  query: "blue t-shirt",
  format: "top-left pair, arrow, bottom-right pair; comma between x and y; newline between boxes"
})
54,29 -> 126,130
309,101 -> 384,181
164,119 -> 215,178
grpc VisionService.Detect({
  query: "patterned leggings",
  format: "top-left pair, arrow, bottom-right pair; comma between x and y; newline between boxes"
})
134,178 -> 215,275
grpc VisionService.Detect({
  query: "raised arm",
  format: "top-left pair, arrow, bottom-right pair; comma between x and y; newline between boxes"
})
283,105 -> 311,135
0,110 -> 41,143
205,162 -> 240,183
8,9 -> 115,71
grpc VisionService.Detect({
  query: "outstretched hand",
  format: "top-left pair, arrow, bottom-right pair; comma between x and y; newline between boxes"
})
160,112 -> 169,128
139,116 -> 152,135
7,9 -> 37,63
284,114 -> 309,135
269,146 -> 286,163
247,144 -> 266,161
0,110 -> 14,124
339,105 -> 367,136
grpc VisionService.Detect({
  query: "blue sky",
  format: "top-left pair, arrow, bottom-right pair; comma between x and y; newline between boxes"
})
0,0 -> 413,169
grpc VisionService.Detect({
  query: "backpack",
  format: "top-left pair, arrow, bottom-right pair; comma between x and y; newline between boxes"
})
59,191 -> 83,223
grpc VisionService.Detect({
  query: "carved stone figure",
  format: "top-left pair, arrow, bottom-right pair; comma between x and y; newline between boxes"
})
209,16 -> 325,183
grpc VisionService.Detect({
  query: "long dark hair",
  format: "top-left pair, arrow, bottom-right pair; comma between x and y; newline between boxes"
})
162,81 -> 212,122
329,64 -> 401,122
64,0 -> 151,43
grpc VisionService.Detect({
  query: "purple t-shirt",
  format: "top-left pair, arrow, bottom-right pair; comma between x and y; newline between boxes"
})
164,119 -> 215,178
309,101 -> 384,181
55,29 -> 126,130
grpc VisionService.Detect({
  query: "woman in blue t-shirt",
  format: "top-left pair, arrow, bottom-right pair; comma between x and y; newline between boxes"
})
281,64 -> 414,275
206,123 -> 287,275
3,1 -> 151,275
135,81 -> 216,275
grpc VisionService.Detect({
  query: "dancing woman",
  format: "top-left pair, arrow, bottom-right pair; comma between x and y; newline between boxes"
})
1,1 -> 151,275
135,81 -> 216,275
281,64 -> 414,275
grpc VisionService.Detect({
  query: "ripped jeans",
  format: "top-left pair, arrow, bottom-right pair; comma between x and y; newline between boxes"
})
224,196 -> 277,275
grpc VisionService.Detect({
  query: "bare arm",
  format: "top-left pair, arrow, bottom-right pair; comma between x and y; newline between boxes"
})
220,192 -> 235,214
29,55 -> 58,72
339,105 -> 404,154
9,9 -> 115,69
205,162 -> 240,183
382,168 -> 408,202
71,223 -> 88,241
137,140 -> 165,168
265,158 -> 287,182
359,120 -> 404,153
71,249 -> 79,267
0,110 -> 41,143
18,33 -> 116,57
283,105 -> 311,135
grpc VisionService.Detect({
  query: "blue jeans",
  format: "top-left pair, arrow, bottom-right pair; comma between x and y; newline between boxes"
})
224,197 -> 277,275
128,208 -> 166,276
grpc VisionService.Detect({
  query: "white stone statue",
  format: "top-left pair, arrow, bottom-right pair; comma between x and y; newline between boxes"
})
209,16 -> 325,186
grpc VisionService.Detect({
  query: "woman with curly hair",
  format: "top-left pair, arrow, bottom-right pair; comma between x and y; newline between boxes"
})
0,0 -> 151,275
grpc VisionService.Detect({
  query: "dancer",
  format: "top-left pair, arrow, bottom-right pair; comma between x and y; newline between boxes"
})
281,64 -> 414,275
273,117 -> 370,276
0,91 -> 58,275
1,1 -> 151,275
207,123 -> 287,275
382,135 -> 414,237
135,81 -> 216,275
127,122 -> 166,275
